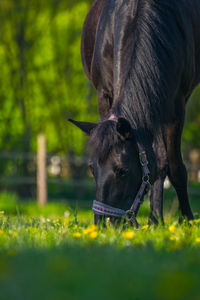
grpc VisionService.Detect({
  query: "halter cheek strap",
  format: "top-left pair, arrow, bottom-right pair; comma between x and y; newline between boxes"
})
92,150 -> 151,226
126,151 -> 150,225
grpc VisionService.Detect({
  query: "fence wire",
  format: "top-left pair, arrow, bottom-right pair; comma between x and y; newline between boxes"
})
0,151 -> 199,199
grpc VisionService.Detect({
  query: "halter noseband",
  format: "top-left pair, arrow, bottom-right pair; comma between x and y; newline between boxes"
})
92,150 -> 151,227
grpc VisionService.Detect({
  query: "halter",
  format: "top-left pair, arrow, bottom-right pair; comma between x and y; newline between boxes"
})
92,150 -> 151,227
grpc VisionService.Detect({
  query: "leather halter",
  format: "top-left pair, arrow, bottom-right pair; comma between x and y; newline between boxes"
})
92,150 -> 151,227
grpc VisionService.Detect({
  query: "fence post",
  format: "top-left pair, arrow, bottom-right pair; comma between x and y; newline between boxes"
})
37,133 -> 47,206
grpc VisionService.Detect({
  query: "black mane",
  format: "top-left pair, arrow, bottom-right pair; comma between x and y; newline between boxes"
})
113,0 -> 193,133
91,0 -> 193,157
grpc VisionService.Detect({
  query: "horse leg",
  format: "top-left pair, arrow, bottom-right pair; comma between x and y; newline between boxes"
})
149,139 -> 168,225
149,178 -> 165,225
166,123 -> 194,221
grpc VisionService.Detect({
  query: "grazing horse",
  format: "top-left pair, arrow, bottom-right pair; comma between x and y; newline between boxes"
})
69,0 -> 200,225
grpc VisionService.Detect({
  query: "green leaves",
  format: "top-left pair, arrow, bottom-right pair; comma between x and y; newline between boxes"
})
183,85 -> 200,150
0,0 -> 97,155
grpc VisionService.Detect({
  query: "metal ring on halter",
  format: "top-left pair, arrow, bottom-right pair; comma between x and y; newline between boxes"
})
125,210 -> 139,227
125,210 -> 135,221
142,175 -> 150,183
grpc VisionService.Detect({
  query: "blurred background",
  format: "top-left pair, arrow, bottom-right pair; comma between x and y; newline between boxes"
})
0,0 -> 200,208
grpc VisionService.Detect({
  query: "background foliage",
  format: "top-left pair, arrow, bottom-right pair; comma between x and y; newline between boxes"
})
0,0 -> 96,156
0,0 -> 199,153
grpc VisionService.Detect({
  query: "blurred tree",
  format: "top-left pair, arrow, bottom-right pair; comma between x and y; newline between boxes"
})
183,85 -> 200,157
0,0 -> 97,193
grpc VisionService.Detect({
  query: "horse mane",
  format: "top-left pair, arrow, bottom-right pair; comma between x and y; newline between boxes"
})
90,0 -> 194,159
90,120 -> 119,162
113,0 -> 192,134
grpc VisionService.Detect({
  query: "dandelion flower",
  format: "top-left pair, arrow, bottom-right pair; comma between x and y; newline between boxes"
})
170,236 -> 176,241
89,231 -> 98,239
169,225 -> 176,232
83,225 -> 97,235
195,237 -> 200,243
122,231 -> 135,239
73,232 -> 81,238
142,225 -> 149,230
0,229 -> 4,235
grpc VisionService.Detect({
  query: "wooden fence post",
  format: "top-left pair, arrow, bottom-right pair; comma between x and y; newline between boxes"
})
37,133 -> 47,206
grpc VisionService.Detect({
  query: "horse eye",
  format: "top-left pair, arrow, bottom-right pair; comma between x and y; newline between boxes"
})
115,167 -> 128,177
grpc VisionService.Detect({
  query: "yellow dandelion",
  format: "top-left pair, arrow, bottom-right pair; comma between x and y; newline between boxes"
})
83,225 -> 97,235
122,231 -> 135,239
168,224 -> 176,232
89,231 -> 98,239
142,225 -> 149,230
0,229 -> 4,235
195,237 -> 200,243
170,235 -> 176,241
72,232 -> 81,238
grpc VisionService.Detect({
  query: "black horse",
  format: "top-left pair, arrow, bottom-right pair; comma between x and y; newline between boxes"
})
69,0 -> 200,225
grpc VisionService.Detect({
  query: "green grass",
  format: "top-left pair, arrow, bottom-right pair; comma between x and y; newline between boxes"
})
0,189 -> 200,300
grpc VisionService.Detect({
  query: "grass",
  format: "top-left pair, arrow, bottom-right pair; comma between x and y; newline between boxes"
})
0,212 -> 199,251
0,189 -> 200,300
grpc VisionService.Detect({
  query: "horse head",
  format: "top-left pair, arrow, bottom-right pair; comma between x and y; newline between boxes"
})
69,117 -> 155,225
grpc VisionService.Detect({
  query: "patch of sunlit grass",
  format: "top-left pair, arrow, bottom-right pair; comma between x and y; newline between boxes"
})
0,210 -> 199,252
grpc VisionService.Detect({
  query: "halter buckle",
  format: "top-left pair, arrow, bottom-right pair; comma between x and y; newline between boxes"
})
125,210 -> 139,228
126,210 -> 135,221
142,175 -> 150,183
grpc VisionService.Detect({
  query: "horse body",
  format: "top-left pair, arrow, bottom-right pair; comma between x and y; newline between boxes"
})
71,0 -> 200,224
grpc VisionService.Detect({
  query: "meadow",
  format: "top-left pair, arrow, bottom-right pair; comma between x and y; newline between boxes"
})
0,189 -> 200,300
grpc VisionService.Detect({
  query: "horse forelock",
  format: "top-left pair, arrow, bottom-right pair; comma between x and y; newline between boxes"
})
90,120 -> 119,163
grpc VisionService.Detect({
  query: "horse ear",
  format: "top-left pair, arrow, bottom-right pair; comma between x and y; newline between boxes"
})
116,118 -> 133,140
68,119 -> 97,135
